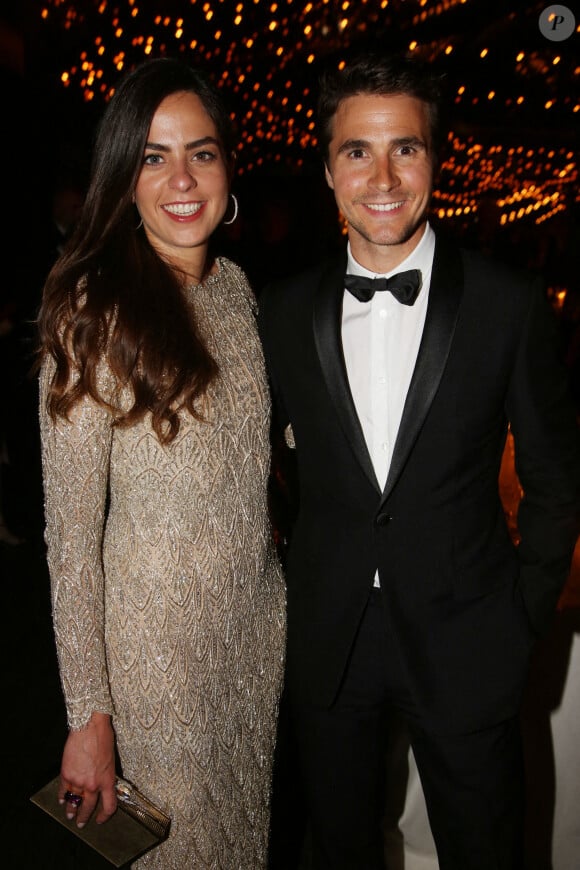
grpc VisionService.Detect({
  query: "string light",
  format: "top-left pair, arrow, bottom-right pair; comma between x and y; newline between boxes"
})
37,0 -> 577,229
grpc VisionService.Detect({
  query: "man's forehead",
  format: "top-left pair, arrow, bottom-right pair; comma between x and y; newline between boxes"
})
330,93 -> 431,144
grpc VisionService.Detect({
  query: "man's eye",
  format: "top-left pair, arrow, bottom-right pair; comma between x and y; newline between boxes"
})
348,149 -> 366,159
397,145 -> 418,157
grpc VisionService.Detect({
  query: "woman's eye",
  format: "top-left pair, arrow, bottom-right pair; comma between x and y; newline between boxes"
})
194,150 -> 217,162
143,153 -> 163,165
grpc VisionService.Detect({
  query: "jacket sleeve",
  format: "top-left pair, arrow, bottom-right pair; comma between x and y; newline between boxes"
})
507,278 -> 580,633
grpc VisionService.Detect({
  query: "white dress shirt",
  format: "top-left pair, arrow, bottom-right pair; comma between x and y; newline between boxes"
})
342,223 -> 436,584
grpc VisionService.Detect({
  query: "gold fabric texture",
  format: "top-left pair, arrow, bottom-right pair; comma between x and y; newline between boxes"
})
40,258 -> 286,869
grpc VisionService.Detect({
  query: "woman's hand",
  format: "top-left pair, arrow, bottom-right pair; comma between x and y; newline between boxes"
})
58,711 -> 117,828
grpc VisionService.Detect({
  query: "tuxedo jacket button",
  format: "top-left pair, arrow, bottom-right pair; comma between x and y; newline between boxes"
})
375,513 -> 392,527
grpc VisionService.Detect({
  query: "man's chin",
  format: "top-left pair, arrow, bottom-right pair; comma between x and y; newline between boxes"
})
354,227 -> 422,249
377,216 -> 429,246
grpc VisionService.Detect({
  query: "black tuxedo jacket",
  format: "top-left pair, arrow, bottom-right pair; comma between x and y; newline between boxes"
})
258,235 -> 580,734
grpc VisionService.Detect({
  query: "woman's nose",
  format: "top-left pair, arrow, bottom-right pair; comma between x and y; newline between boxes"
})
169,162 -> 197,191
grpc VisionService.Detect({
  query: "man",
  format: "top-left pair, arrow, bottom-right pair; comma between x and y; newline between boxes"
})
259,52 -> 580,870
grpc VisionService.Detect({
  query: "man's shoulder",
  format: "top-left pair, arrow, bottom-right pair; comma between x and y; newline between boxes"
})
263,251 -> 345,297
461,246 -> 533,283
257,251 -> 346,329
434,231 -> 539,297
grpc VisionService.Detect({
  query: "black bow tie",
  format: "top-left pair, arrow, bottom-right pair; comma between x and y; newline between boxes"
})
344,269 -> 422,305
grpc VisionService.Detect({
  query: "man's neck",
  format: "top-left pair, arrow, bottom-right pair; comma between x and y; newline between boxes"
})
348,222 -> 429,276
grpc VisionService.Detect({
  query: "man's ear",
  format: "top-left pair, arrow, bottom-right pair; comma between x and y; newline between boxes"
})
324,163 -> 334,190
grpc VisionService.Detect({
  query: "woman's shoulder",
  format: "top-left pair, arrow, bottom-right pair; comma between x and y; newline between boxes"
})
217,255 -> 250,284
216,256 -> 257,309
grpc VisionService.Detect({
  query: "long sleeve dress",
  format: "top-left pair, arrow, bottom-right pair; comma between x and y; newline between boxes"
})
39,258 -> 286,869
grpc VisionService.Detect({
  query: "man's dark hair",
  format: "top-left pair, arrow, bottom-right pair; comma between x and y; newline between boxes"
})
317,51 -> 446,163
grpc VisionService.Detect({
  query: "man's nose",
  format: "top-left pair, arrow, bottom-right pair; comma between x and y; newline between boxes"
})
370,158 -> 399,190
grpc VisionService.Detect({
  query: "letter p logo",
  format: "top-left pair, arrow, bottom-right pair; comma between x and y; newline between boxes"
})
539,5 -> 576,41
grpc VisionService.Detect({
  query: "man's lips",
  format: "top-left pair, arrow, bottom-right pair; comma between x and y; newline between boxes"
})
363,200 -> 406,213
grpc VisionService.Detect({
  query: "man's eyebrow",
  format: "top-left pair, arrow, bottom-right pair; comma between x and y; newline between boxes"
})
144,136 -> 220,151
336,138 -> 370,155
336,135 -> 427,154
393,136 -> 427,149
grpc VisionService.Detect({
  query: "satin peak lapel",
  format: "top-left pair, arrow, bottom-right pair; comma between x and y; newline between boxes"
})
313,254 -> 380,492
381,239 -> 464,506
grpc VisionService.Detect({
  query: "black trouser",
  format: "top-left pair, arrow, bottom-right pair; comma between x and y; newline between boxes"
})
291,589 -> 525,870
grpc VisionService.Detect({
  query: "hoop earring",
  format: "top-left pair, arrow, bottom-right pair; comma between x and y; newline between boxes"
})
223,193 -> 238,226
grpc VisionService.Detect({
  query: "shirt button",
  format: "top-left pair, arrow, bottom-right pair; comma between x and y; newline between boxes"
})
379,309 -> 388,319
378,376 -> 386,384
381,442 -> 388,452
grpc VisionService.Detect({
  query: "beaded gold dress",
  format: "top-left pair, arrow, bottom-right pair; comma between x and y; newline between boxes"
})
39,258 -> 286,869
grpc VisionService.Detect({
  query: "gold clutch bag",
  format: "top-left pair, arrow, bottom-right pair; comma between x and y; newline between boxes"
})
31,775 -> 171,867
114,777 -> 171,839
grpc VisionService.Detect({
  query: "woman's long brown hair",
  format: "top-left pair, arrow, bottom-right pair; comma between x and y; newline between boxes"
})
38,57 -> 236,443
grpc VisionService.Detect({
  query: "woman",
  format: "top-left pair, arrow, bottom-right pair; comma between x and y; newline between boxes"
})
38,57 -> 285,868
